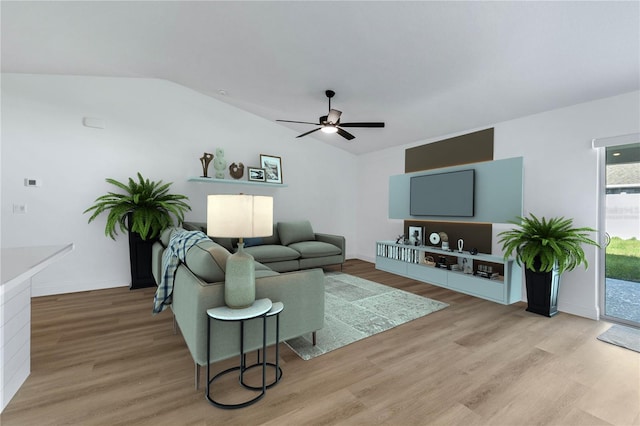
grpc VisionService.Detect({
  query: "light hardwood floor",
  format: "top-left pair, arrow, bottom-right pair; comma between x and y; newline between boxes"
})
2,260 -> 639,425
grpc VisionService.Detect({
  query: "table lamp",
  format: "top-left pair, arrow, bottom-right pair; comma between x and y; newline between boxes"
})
207,194 -> 273,308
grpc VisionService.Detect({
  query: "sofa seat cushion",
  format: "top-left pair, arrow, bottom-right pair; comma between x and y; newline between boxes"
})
243,244 -> 301,263
288,241 -> 342,258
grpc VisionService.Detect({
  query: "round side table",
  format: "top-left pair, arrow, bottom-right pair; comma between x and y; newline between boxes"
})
205,298 -> 272,409
241,301 -> 284,389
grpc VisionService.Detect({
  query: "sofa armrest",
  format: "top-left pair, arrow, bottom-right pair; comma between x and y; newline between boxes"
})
315,233 -> 345,256
172,266 -> 325,366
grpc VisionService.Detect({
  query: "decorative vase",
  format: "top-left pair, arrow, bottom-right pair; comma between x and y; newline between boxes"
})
213,148 -> 227,179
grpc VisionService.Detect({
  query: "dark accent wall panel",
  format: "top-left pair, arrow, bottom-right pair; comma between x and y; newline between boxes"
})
405,128 -> 494,173
405,221 -> 492,255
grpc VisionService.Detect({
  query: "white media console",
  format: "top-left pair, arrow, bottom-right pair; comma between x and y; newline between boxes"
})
375,241 -> 522,305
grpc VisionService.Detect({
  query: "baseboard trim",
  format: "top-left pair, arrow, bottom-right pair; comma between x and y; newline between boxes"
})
32,281 -> 128,297
558,301 -> 599,320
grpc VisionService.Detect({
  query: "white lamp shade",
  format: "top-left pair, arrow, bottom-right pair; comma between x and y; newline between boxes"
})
207,194 -> 273,238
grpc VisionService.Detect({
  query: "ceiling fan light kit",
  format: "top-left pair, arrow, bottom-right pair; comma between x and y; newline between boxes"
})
277,90 -> 384,141
321,126 -> 338,134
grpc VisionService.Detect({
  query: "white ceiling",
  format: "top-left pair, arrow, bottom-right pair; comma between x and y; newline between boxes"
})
2,1 -> 639,155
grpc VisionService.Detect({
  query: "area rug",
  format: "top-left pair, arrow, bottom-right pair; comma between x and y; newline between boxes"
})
285,272 -> 448,360
597,324 -> 640,353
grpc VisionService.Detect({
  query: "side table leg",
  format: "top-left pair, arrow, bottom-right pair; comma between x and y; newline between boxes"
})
206,316 -> 211,396
261,315 -> 267,394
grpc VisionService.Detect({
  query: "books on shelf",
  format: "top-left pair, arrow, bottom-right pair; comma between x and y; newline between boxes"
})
376,242 -> 421,264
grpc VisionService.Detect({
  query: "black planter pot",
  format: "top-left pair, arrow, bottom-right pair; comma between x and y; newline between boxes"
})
128,230 -> 157,289
127,215 -> 158,290
524,260 -> 560,317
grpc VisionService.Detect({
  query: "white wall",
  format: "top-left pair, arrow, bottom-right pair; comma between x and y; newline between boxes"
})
3,73 -> 638,319
356,90 -> 640,319
1,74 -> 358,296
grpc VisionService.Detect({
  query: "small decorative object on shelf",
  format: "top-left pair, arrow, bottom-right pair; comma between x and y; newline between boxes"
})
395,234 -> 405,244
229,162 -> 245,180
213,148 -> 227,179
462,258 -> 473,274
408,226 -> 423,246
260,154 -> 283,184
469,248 -> 478,255
439,232 -> 449,251
457,238 -> 464,253
200,152 -> 214,178
424,255 -> 436,266
248,167 -> 266,182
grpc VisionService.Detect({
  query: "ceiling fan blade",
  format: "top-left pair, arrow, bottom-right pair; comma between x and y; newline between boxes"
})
336,127 -> 356,140
277,119 -> 319,125
326,109 -> 342,124
339,122 -> 385,128
296,128 -> 322,138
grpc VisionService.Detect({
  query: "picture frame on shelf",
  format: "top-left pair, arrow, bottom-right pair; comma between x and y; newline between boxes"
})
408,226 -> 424,246
248,167 -> 266,182
260,154 -> 283,184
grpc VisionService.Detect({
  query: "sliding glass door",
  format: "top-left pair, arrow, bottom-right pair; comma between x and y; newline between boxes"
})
601,142 -> 640,326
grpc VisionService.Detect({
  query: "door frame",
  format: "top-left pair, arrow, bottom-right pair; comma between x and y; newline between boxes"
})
594,133 -> 640,326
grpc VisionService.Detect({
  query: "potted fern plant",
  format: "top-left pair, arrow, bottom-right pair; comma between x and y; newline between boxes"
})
498,214 -> 599,317
84,172 -> 191,289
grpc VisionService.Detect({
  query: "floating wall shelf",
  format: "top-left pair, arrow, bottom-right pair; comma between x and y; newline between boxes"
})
188,177 -> 288,188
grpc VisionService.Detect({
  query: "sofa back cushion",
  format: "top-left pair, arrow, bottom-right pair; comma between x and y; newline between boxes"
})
278,220 -> 315,246
259,224 -> 281,245
184,240 -> 230,283
182,221 -> 236,251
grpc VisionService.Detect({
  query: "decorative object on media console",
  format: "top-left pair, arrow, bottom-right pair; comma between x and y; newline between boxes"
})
207,194 -> 274,308
229,162 -> 245,180
498,214 -> 599,317
469,248 -> 478,255
408,226 -> 423,246
84,172 -> 191,289
260,154 -> 283,184
276,90 -> 385,141
462,258 -> 473,274
200,152 -> 214,178
213,148 -> 227,179
440,232 -> 449,250
457,238 -> 464,253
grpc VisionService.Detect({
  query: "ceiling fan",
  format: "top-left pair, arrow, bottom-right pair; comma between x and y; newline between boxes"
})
276,90 -> 385,141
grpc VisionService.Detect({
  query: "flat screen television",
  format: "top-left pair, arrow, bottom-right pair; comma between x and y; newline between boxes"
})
410,169 -> 475,217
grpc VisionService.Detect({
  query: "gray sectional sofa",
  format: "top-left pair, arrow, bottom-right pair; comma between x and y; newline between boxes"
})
151,221 -> 345,387
182,220 -> 345,272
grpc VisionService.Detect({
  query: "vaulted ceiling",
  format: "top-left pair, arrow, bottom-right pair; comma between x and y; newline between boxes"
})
2,1 -> 638,155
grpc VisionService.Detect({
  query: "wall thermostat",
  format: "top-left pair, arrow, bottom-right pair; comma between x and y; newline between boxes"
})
24,178 -> 42,187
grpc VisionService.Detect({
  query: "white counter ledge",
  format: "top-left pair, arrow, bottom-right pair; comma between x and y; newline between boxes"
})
1,243 -> 74,412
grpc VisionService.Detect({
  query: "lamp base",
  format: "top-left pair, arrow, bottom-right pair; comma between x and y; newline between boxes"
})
225,243 -> 256,309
